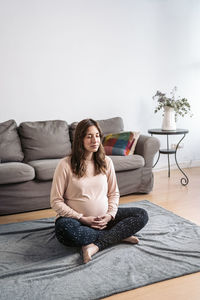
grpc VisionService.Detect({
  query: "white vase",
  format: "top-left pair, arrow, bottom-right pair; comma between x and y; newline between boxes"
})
162,106 -> 176,131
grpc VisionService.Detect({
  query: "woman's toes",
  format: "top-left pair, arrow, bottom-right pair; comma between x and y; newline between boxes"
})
123,236 -> 139,244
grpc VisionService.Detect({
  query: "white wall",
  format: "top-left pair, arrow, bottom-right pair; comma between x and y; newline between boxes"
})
0,0 -> 200,169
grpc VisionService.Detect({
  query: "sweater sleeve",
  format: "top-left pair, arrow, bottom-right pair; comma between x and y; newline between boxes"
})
50,158 -> 83,220
106,157 -> 120,219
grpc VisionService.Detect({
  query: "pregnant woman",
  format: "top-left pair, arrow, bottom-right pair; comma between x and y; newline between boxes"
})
50,118 -> 148,263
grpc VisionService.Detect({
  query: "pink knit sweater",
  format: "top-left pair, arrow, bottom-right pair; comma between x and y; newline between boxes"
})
50,156 -> 120,220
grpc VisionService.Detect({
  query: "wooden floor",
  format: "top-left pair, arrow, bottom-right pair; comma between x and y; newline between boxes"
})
0,167 -> 200,300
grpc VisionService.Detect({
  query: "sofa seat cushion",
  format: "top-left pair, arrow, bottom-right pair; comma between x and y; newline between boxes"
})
0,119 -> 24,162
110,155 -> 145,172
0,162 -> 35,184
28,159 -> 61,181
19,120 -> 71,162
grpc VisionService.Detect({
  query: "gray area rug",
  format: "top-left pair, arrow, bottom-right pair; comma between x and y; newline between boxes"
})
0,200 -> 200,300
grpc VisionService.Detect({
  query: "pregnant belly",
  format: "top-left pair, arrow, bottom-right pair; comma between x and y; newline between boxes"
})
67,197 -> 108,217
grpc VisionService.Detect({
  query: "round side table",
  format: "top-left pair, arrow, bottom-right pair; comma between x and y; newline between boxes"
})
148,128 -> 189,186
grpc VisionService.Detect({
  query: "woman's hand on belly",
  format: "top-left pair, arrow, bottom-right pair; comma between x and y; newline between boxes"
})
79,214 -> 111,230
92,214 -> 112,229
79,216 -> 101,228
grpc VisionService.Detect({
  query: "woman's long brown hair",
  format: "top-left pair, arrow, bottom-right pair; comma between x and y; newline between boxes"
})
70,119 -> 107,177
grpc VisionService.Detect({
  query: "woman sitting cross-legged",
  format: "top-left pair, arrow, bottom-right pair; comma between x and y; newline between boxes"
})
50,118 -> 149,264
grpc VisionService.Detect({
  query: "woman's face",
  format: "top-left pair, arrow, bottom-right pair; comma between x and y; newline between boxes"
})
83,125 -> 101,154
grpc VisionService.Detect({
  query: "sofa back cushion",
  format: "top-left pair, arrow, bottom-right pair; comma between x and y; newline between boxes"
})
19,120 -> 71,161
0,119 -> 24,162
69,117 -> 124,144
98,117 -> 124,135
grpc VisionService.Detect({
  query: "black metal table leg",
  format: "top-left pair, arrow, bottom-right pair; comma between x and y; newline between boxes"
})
174,134 -> 189,186
167,135 -> 170,177
153,151 -> 160,168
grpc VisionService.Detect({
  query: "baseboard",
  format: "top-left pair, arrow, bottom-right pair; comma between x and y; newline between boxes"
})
190,160 -> 200,167
154,160 -> 200,172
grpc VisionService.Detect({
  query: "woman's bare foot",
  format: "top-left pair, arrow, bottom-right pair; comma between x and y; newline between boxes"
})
82,243 -> 99,264
123,235 -> 139,244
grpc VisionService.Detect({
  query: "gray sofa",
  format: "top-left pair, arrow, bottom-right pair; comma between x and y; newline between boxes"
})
0,117 -> 160,215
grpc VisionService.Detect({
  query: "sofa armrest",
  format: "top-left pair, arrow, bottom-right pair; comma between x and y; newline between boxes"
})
135,135 -> 160,167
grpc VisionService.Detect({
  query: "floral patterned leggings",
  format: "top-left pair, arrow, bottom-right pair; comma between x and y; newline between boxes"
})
55,207 -> 148,251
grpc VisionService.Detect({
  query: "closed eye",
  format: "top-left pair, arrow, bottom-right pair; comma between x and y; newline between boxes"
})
87,134 -> 100,138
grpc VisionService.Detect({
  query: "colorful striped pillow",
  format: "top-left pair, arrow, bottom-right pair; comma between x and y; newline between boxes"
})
103,131 -> 140,156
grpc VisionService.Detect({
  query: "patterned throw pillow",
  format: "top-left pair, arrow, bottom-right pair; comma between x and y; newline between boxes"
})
102,131 -> 140,156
